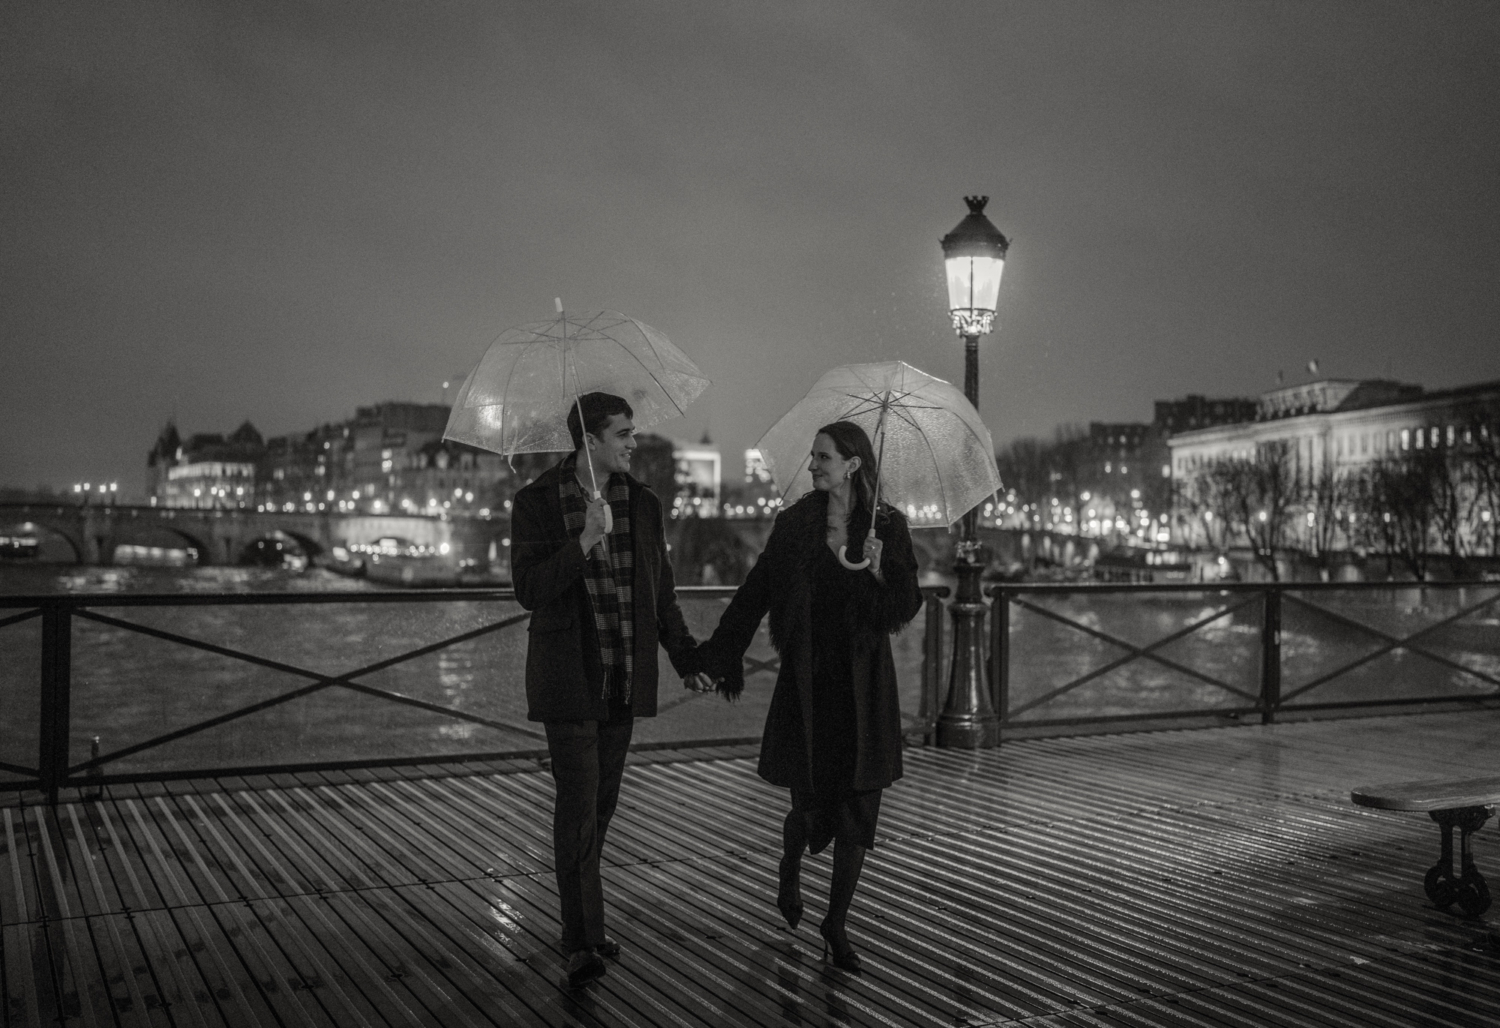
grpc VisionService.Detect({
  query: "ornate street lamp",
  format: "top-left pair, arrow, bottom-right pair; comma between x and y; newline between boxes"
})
938,195 -> 1009,749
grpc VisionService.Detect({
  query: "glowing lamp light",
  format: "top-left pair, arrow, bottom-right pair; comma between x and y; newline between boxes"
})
941,196 -> 1010,338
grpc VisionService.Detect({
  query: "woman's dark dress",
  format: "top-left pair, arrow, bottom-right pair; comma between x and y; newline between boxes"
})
699,491 -> 923,856
796,542 -> 882,852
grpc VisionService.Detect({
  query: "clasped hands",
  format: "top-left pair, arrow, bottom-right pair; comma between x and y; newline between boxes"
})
683,672 -> 717,693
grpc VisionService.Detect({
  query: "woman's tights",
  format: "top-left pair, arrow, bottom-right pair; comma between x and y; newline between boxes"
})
780,810 -> 868,934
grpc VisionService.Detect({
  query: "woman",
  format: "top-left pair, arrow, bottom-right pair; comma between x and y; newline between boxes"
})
698,420 -> 923,973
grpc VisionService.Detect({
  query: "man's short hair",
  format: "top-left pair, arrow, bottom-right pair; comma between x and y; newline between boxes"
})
567,392 -> 634,450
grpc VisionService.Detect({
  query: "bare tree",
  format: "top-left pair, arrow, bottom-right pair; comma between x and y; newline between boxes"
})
1455,399 -> 1500,558
996,436 -> 1051,512
1301,464 -> 1350,579
1212,442 -> 1299,581
1358,453 -> 1442,580
1048,424 -> 1091,532
1429,444 -> 1468,576
1173,470 -> 1234,552
1346,466 -> 1399,576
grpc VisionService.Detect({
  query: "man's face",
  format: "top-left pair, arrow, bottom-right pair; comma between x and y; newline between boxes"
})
586,413 -> 636,476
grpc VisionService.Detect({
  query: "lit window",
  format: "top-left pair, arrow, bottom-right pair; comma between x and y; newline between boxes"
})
1401,429 -> 1410,451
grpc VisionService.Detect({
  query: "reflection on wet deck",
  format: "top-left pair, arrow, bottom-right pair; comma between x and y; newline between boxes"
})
3,712 -> 1498,1027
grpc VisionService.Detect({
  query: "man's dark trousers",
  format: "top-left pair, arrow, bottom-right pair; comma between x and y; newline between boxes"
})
545,704 -> 633,952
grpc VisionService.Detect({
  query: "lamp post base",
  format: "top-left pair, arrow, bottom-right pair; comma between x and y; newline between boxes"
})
937,557 -> 1000,749
936,717 -> 1000,750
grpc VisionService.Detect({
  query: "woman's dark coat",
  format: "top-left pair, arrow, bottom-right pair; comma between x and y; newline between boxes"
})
511,461 -> 699,722
698,491 -> 923,793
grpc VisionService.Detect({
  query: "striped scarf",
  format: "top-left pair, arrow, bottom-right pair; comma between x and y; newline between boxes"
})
558,453 -> 635,702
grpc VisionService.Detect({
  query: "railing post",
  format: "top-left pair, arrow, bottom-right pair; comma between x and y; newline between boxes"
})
39,601 -> 73,804
988,586 -> 1009,723
918,587 -> 949,745
1260,587 -> 1281,724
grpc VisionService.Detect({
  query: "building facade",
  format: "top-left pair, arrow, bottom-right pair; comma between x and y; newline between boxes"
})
1168,380 -> 1473,486
147,421 -> 264,509
1168,378 -> 1500,554
148,402 -> 514,516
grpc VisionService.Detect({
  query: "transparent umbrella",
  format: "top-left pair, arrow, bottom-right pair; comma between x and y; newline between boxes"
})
756,360 -> 1003,566
444,305 -> 709,502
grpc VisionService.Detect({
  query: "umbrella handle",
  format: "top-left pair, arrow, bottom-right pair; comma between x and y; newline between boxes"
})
838,545 -> 871,571
569,365 -> 613,534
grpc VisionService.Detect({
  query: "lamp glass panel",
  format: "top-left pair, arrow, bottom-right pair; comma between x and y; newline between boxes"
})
945,255 -> 1005,314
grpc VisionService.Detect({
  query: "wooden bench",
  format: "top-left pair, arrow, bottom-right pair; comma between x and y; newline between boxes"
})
1351,776 -> 1498,917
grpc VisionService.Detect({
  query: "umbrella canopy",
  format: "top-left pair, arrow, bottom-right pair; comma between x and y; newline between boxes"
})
443,309 -> 709,456
756,360 -> 1003,528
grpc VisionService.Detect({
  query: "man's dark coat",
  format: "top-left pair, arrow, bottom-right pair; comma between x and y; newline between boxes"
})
698,491 -> 923,792
511,461 -> 699,722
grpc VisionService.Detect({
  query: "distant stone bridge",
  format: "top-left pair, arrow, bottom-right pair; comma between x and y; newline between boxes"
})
3,502 -> 1091,573
0,504 -> 508,566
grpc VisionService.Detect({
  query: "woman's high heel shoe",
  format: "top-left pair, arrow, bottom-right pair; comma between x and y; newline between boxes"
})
819,922 -> 861,974
776,855 -> 804,929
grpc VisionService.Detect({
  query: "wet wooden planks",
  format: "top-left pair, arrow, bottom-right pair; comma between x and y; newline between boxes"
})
1,711 -> 1496,1027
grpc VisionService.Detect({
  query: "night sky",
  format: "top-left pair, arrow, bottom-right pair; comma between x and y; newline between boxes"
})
4,1 -> 1498,497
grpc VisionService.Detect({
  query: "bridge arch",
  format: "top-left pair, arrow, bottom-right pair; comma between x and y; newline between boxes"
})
106,523 -> 211,565
235,529 -> 323,567
0,515 -> 85,562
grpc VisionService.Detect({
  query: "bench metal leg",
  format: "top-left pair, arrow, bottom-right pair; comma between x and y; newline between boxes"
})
1425,805 -> 1492,917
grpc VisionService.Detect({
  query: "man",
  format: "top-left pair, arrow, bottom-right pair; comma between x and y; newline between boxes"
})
510,391 -> 710,988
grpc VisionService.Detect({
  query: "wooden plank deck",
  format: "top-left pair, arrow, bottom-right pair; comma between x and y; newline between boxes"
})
3,714 -> 1497,1027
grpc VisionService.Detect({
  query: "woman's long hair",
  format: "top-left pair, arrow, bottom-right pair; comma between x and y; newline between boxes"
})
816,420 -> 883,531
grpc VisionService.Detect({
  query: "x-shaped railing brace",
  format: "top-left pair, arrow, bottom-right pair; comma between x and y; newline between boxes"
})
1279,590 -> 1500,702
1005,594 -> 1263,718
743,654 -> 781,678
67,606 -> 542,775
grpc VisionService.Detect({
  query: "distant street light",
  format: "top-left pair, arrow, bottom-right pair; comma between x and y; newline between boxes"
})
937,195 -> 1009,750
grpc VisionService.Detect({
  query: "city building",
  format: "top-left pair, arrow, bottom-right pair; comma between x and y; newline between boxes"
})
990,392 -> 1258,542
147,420 -> 264,508
148,402 -> 513,515
721,448 -> 782,519
1153,395 -> 1259,434
1168,379 -> 1470,485
259,421 -> 346,512
386,439 -> 511,516
1168,377 -> 1500,554
672,438 -> 722,518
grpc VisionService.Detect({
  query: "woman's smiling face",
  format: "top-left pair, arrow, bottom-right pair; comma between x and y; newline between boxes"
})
808,432 -> 858,492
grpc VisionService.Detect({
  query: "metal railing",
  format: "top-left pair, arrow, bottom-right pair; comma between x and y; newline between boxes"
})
0,586 -> 950,799
13,577 -> 1489,799
988,580 -> 1500,729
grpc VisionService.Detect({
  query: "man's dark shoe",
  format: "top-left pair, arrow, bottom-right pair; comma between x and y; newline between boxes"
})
565,948 -> 606,988
596,936 -> 621,959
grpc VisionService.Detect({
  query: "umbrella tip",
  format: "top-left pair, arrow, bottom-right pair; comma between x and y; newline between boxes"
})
554,297 -> 563,313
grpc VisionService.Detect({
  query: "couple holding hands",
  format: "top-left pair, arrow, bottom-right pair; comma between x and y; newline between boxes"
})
511,391 -> 923,988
